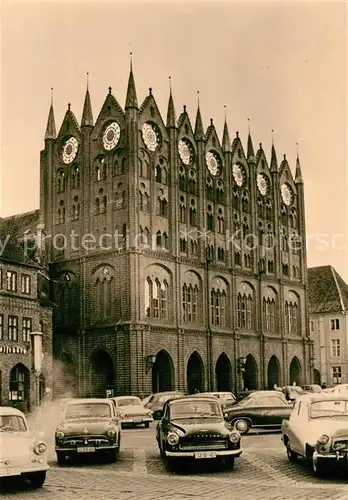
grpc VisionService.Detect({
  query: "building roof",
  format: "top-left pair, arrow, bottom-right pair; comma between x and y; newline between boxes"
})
0,209 -> 40,266
308,265 -> 348,314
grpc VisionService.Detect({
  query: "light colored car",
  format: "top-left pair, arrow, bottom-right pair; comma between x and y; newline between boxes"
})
281,392 -> 348,477
332,383 -> 348,395
111,396 -> 153,428
0,407 -> 49,488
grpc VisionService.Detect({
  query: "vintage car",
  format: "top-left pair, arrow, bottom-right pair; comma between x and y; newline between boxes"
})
224,390 -> 293,434
0,407 -> 48,488
281,393 -> 348,477
156,396 -> 242,469
332,383 -> 348,395
111,396 -> 153,428
302,384 -> 322,393
282,385 -> 304,401
144,391 -> 184,420
191,391 -> 237,409
55,398 -> 121,465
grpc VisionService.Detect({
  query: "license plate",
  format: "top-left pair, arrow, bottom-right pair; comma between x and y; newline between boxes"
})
1,468 -> 20,477
77,447 -> 95,453
194,452 -> 217,459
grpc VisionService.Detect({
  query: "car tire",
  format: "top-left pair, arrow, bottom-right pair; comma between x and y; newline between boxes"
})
312,457 -> 327,478
286,441 -> 298,462
144,422 -> 150,428
233,418 -> 250,435
56,452 -> 66,466
28,471 -> 46,488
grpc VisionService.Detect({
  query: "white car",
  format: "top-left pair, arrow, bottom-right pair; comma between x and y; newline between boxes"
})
111,396 -> 153,428
0,407 -> 49,488
332,383 -> 348,395
281,393 -> 348,477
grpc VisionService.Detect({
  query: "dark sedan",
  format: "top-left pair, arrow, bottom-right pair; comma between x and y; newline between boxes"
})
156,396 -> 242,470
225,390 -> 293,434
55,398 -> 121,464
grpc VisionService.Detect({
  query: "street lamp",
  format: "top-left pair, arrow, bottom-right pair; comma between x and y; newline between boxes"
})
144,354 -> 156,374
30,331 -> 43,407
205,252 -> 214,391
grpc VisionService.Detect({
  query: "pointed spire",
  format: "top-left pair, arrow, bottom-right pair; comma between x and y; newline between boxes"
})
247,118 -> 255,160
166,77 -> 176,128
81,73 -> 94,127
270,130 -> 278,172
194,92 -> 204,139
222,106 -> 231,152
295,144 -> 303,184
125,53 -> 138,109
45,88 -> 56,139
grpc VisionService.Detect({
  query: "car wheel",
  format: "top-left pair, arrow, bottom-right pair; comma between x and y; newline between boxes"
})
233,418 -> 250,435
56,452 -> 66,466
312,457 -> 327,477
28,471 -> 46,488
286,441 -> 298,462
144,422 -> 150,428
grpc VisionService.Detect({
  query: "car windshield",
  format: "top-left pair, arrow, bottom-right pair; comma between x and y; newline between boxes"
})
0,415 -> 27,432
117,397 -> 141,406
170,400 -> 222,419
65,403 -> 111,419
310,400 -> 348,418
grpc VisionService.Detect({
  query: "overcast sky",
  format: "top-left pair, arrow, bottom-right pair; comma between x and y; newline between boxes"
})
1,0 -> 347,281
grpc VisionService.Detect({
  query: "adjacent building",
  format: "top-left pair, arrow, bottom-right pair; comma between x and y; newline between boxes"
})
34,63 -> 313,399
308,265 -> 348,386
0,214 -> 53,411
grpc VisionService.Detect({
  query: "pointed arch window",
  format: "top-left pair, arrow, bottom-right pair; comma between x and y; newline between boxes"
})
190,240 -> 198,255
211,289 -> 227,327
237,292 -> 253,329
180,238 -> 187,253
179,169 -> 186,191
207,205 -> 213,231
56,200 -> 65,224
217,247 -> 225,261
57,170 -> 65,193
206,183 -> 214,201
182,283 -> 199,323
139,191 -> 149,212
179,196 -> 186,223
265,198 -> 273,220
189,200 -> 197,226
232,188 -> 239,210
262,297 -> 276,332
217,209 -> 224,233
158,198 -> 168,217
71,166 -> 80,189
242,191 -> 249,212
285,300 -> 299,335
145,278 -> 169,320
71,196 -> 80,220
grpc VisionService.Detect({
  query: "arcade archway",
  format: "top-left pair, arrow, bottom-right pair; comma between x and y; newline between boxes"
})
187,351 -> 204,394
289,356 -> 302,386
267,355 -> 280,389
89,349 -> 115,397
152,350 -> 174,393
243,354 -> 258,390
215,353 -> 232,391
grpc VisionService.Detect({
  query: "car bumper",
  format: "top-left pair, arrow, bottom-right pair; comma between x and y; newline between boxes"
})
122,417 -> 153,424
55,445 -> 117,453
313,450 -> 348,462
0,463 -> 49,478
165,449 -> 242,458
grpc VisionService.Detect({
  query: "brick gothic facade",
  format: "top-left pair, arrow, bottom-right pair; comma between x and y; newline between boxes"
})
39,66 -> 313,398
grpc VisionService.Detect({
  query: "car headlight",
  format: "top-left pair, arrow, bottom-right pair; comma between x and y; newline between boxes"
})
167,432 -> 179,445
56,430 -> 64,439
106,429 -> 116,437
317,434 -> 330,445
34,442 -> 47,454
229,431 -> 241,443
